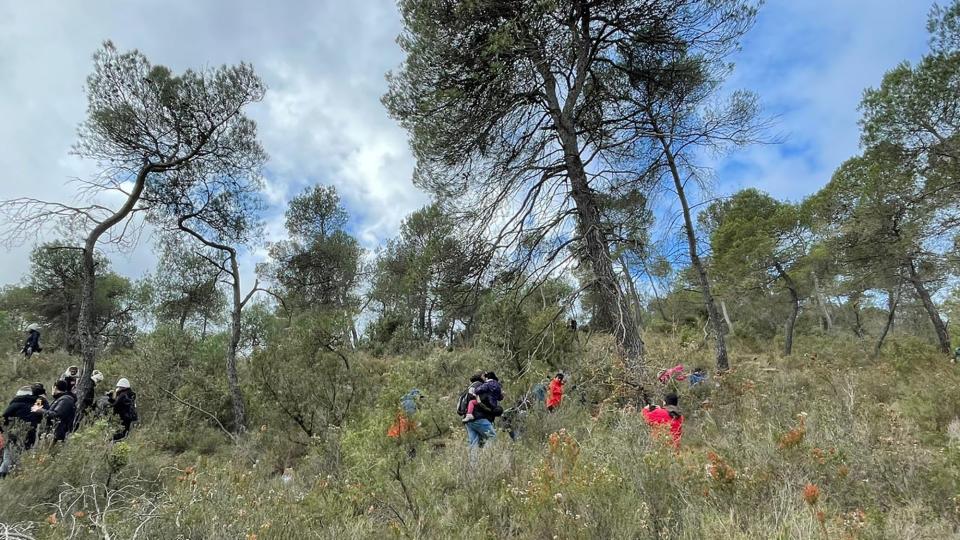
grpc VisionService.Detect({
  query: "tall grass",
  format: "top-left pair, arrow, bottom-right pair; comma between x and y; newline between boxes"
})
0,333 -> 957,539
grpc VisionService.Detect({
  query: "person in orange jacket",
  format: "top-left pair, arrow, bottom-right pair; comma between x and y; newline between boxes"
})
546,373 -> 564,411
641,392 -> 684,447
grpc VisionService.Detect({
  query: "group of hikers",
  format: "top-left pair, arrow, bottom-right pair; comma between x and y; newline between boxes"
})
0,359 -> 138,478
444,363 -> 706,449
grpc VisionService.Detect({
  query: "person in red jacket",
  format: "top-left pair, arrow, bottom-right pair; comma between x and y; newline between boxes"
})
546,373 -> 564,411
641,393 -> 683,447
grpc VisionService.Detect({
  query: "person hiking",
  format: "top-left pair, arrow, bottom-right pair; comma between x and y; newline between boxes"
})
458,373 -> 498,447
388,389 -> 423,439
462,371 -> 503,423
689,367 -> 708,387
642,392 -> 684,447
21,324 -> 42,358
546,373 -> 565,412
457,373 -> 484,417
107,378 -> 138,441
61,366 -> 80,394
657,364 -> 686,384
0,386 -> 46,477
31,380 -> 76,442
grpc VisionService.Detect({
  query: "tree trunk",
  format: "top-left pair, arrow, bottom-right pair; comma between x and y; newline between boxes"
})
178,218 -> 248,434
619,255 -> 645,330
775,262 -> 800,356
226,252 -> 247,432
812,273 -> 832,331
75,165 -> 152,416
640,257 -> 669,322
908,260 -> 951,354
655,129 -> 728,371
886,289 -> 896,332
565,150 -> 644,367
720,299 -> 734,336
875,280 -> 902,357
535,46 -> 644,374
178,309 -> 188,332
850,294 -> 865,339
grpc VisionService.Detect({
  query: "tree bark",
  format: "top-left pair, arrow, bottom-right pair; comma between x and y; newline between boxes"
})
875,280 -> 902,357
775,262 -> 800,356
812,273 -> 832,331
885,289 -> 897,332
619,254 -> 645,331
75,164 -> 153,416
849,294 -> 865,339
655,128 -> 728,371
536,58 -> 645,373
907,260 -> 951,354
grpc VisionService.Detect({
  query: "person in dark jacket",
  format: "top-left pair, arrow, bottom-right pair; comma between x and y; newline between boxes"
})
3,386 -> 45,448
0,386 -> 45,477
32,380 -> 76,442
21,324 -> 42,358
108,378 -> 137,441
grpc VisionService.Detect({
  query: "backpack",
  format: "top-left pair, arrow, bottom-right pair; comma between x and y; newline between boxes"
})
456,389 -> 472,416
128,393 -> 139,423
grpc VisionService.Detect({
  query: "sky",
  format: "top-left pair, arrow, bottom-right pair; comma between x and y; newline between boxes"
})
0,0 -> 932,288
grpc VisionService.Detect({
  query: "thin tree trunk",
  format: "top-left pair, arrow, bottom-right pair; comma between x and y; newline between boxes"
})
775,262 -> 800,356
812,273 -> 832,331
619,255 -> 645,331
849,294 -> 865,339
886,289 -> 896,332
875,280 -> 902,356
178,219 -> 248,433
225,251 -> 247,432
655,127 -> 728,370
75,164 -> 152,415
640,257 -> 669,322
908,260 -> 951,354
720,299 -> 734,336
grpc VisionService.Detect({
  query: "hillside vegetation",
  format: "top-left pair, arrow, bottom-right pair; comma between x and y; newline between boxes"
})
1,1 -> 960,539
1,332 -> 958,539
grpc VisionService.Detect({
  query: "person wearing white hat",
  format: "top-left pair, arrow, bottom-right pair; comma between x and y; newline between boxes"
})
20,324 -> 42,358
108,378 -> 137,441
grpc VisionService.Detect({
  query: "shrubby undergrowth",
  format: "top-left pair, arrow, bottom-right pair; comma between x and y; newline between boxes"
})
0,332 -> 958,539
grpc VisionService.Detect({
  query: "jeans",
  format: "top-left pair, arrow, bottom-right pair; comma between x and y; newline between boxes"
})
465,419 -> 496,447
0,442 -> 21,476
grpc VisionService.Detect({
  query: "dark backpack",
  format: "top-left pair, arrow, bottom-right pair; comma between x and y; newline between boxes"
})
127,393 -> 139,423
456,389 -> 472,416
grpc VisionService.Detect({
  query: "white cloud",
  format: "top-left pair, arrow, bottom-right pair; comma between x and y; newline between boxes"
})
0,0 -> 426,287
713,0 -> 930,200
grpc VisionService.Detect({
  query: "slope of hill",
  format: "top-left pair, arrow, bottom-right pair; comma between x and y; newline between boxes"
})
0,334 -> 958,539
